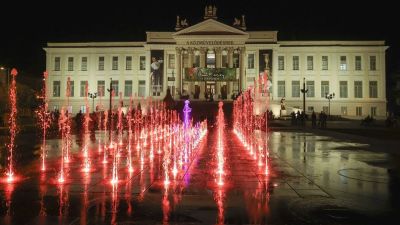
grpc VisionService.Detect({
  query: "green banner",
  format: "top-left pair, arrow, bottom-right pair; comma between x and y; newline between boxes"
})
184,68 -> 237,81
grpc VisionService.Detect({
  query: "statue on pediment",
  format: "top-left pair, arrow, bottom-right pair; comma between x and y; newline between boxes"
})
181,19 -> 188,27
233,17 -> 241,26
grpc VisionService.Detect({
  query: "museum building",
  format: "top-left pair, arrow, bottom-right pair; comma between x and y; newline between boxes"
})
44,5 -> 388,118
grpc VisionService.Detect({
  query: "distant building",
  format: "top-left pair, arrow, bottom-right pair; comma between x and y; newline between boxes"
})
44,5 -> 388,118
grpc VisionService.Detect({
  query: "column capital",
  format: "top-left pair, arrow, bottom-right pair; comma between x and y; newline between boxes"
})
213,47 -> 223,54
199,47 -> 208,54
175,47 -> 184,54
187,47 -> 195,55
226,47 -> 234,54
238,46 -> 246,53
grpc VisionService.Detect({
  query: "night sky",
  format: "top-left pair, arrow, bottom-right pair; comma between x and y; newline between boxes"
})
1,0 -> 399,77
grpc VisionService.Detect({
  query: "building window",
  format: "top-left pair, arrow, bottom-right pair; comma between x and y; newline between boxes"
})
339,81 -> 348,98
53,81 -> 60,97
126,56 -> 132,70
354,81 -> 363,98
98,56 -> 105,71
292,56 -> 299,70
278,56 -> 284,70
222,54 -> 228,68
194,55 -> 201,67
247,54 -> 255,69
124,80 -> 133,97
322,56 -> 328,70
111,80 -> 119,96
341,106 -> 347,116
140,56 -> 146,70
371,107 -> 377,117
80,81 -> 88,97
306,81 -> 315,97
321,81 -> 329,98
291,80 -> 300,97
112,56 -> 118,70
308,106 -> 314,112
168,54 -> 175,69
355,56 -> 362,71
69,80 -> 74,97
233,52 -> 240,68
369,81 -> 378,98
277,81 -> 285,97
138,80 -> 146,97
370,56 -> 376,71
97,80 -> 105,97
80,105 -> 87,114
207,51 -> 216,68
54,57 -> 61,71
81,57 -> 87,71
68,57 -> 74,71
53,105 -> 59,111
356,106 -> 362,116
340,56 -> 347,71
307,56 -> 313,70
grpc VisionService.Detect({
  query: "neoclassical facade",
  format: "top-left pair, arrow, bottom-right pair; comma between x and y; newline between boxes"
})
44,5 -> 388,118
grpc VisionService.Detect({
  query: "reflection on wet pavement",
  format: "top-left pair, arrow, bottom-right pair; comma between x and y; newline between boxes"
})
0,128 -> 399,224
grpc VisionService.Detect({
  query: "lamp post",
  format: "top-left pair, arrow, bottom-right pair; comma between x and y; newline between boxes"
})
107,78 -> 113,136
88,92 -> 97,113
325,92 -> 335,118
300,77 -> 308,113
0,66 -> 10,89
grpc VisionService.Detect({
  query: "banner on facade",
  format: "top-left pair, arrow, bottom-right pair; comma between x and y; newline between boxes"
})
184,68 -> 237,81
150,50 -> 164,96
259,49 -> 273,93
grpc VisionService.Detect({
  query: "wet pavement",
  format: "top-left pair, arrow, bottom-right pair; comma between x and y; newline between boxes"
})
1,125 -> 400,224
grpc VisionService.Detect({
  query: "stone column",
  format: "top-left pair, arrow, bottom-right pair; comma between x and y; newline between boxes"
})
176,47 -> 183,95
215,47 -> 222,68
226,47 -> 234,95
239,47 -> 246,90
187,48 -> 194,97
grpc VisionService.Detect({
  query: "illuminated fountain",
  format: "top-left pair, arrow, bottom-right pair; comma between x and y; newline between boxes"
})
82,81 -> 91,173
36,71 -> 50,171
5,68 -> 18,183
216,101 -> 225,186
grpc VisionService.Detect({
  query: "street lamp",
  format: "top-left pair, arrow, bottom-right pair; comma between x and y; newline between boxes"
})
107,78 -> 114,136
300,77 -> 308,113
0,66 -> 10,89
88,92 -> 97,113
325,92 -> 335,118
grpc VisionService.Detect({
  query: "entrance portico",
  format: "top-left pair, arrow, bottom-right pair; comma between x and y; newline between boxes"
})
172,18 -> 249,100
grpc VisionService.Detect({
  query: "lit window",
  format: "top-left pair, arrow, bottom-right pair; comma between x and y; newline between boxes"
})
307,56 -> 313,70
53,81 -> 60,97
126,56 -> 132,70
322,56 -> 328,70
354,81 -> 363,98
355,56 -> 362,71
98,57 -> 105,71
54,57 -> 61,71
278,56 -> 284,70
293,56 -> 299,70
68,57 -> 74,71
369,81 -> 378,98
81,57 -> 87,71
340,56 -> 347,71
112,56 -> 118,70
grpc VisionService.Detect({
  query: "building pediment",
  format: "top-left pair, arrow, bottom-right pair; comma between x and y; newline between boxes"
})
173,19 -> 248,37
